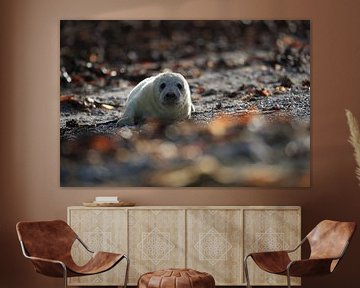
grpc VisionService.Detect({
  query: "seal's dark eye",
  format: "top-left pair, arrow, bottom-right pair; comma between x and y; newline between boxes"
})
160,83 -> 166,90
177,83 -> 183,90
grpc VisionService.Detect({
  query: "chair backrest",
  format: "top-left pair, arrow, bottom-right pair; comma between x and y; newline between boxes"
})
307,220 -> 356,261
16,220 -> 77,261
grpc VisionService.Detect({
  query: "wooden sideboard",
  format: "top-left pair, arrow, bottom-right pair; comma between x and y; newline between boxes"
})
67,206 -> 301,286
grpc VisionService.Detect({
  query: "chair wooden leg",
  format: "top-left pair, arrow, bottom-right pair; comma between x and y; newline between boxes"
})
244,255 -> 252,288
123,255 -> 130,288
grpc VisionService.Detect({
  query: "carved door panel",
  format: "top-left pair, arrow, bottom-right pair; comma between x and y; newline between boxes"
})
243,209 -> 301,286
128,209 -> 186,284
68,208 -> 128,286
187,209 -> 243,285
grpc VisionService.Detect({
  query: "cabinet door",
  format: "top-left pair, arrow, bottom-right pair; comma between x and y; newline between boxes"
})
68,208 -> 127,286
244,208 -> 301,286
187,209 -> 243,285
128,209 -> 186,284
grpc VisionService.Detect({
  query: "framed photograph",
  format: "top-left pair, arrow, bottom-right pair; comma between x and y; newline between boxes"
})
60,20 -> 310,187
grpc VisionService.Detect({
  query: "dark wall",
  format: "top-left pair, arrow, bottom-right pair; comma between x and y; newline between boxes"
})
1,0 -> 360,287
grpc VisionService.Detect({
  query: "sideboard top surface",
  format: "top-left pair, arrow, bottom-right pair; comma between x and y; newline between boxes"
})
68,206 -> 301,210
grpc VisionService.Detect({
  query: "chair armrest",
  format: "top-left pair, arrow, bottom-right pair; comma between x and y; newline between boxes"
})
287,258 -> 336,277
76,236 -> 94,253
19,240 -> 67,277
245,237 -> 306,259
285,237 -> 307,253
26,255 -> 65,266
25,255 -> 67,277
247,250 -> 290,258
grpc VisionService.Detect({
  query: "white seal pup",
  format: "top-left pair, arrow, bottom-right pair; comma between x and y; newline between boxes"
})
117,72 -> 194,126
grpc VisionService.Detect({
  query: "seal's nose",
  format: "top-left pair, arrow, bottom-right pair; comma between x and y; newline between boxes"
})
165,92 -> 177,100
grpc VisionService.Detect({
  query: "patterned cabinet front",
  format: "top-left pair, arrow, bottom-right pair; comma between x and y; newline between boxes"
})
128,209 -> 186,284
67,206 -> 300,286
67,208 -> 127,286
187,209 -> 243,285
243,208 -> 301,286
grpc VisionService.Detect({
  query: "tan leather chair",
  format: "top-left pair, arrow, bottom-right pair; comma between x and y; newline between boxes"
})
16,220 -> 129,288
244,220 -> 356,288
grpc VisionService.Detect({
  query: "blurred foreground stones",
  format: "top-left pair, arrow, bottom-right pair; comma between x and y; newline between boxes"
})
61,114 -> 310,187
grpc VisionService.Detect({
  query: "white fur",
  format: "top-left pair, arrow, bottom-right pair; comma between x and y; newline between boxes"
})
117,72 -> 194,126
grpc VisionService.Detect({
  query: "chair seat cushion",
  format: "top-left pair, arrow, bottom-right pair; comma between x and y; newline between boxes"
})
138,268 -> 215,288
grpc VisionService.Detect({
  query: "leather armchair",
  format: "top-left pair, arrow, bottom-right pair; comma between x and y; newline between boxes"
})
244,220 -> 356,288
16,220 -> 129,288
